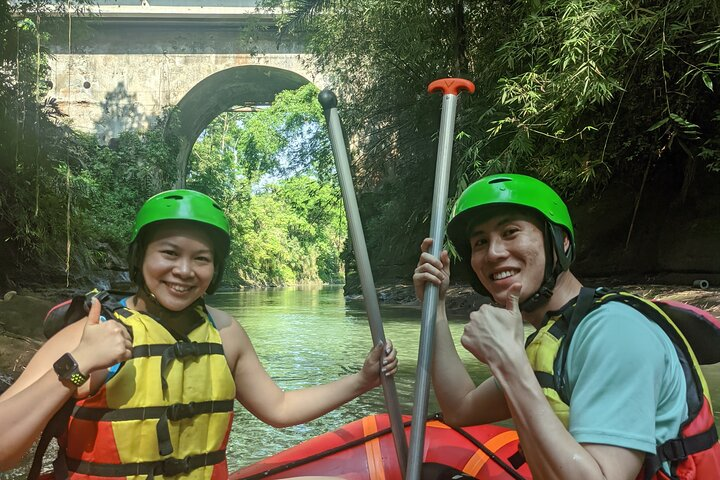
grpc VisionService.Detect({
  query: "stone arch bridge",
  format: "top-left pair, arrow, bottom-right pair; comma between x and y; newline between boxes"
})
47,0 -> 323,185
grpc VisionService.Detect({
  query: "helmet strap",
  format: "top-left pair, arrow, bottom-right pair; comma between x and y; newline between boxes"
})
519,222 -> 564,312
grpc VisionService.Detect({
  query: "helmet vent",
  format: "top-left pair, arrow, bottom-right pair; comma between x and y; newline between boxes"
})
212,203 -> 222,210
488,177 -> 512,184
164,195 -> 183,200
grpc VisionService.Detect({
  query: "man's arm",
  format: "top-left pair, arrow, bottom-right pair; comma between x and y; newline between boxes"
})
462,285 -> 645,480
414,238 -> 510,426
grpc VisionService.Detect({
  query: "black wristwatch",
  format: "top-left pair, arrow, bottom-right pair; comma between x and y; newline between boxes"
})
53,353 -> 89,387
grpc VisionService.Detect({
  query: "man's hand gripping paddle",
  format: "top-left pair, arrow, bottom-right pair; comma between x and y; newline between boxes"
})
406,78 -> 475,480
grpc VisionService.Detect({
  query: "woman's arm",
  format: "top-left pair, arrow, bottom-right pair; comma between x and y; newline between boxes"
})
0,299 -> 132,470
212,306 -> 397,428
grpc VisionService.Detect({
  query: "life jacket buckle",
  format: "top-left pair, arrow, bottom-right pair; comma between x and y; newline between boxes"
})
659,437 -> 688,462
173,341 -> 200,358
166,401 -> 196,421
159,456 -> 191,477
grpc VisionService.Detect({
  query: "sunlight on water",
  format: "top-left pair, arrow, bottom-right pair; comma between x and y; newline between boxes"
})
210,285 -> 493,470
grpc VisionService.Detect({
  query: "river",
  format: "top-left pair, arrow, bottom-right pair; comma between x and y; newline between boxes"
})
210,285 -> 720,471
3,285 -> 719,478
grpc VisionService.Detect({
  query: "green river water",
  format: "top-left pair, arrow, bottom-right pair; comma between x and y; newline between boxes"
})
3,285 -> 719,478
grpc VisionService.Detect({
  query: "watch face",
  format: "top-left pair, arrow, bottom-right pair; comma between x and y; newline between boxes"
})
54,353 -> 77,378
54,353 -> 88,386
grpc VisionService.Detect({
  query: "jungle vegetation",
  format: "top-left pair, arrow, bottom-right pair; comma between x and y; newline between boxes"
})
266,0 -> 720,278
0,1 -> 344,289
1,0 -> 719,289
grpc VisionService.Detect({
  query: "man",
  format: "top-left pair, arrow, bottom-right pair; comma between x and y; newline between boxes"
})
413,173 -> 719,479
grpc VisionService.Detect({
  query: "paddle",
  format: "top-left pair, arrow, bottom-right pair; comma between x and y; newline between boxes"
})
406,78 -> 475,480
318,89 -> 409,476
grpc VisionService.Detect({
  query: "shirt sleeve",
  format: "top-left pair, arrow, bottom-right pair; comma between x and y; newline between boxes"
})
564,301 -> 681,454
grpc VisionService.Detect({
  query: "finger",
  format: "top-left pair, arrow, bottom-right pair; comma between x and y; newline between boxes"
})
383,347 -> 397,363
86,297 -> 102,325
440,250 -> 451,268
384,364 -> 398,376
413,271 -> 443,287
506,282 -> 522,312
384,339 -> 393,355
418,251 -> 444,269
420,237 -> 434,254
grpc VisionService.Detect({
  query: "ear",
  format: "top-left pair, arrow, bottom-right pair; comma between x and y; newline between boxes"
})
563,232 -> 571,254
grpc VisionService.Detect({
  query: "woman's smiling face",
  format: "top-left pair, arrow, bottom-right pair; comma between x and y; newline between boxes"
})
141,222 -> 215,312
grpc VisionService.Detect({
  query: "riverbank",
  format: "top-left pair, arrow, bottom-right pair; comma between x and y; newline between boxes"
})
360,280 -> 720,316
1,281 -> 718,392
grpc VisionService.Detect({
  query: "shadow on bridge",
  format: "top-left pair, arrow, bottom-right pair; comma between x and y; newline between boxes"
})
95,82 -> 149,145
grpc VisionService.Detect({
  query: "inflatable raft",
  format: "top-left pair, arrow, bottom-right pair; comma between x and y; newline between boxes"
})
231,413 -> 531,480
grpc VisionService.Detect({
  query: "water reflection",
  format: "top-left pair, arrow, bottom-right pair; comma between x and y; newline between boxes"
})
212,285 -> 491,469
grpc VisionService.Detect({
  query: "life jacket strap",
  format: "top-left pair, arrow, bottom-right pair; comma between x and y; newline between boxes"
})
657,426 -> 718,463
71,399 -> 234,422
156,400 -> 234,456
65,449 -> 226,478
156,341 -> 225,391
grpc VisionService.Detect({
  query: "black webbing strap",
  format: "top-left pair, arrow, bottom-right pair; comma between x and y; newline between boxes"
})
66,450 -> 225,478
658,426 -> 719,463
157,400 -> 234,456
71,399 -> 234,422
129,341 -> 224,392
555,287 -> 597,403
71,399 -> 234,457
159,342 -> 224,391
534,371 -> 555,390
27,400 -> 75,480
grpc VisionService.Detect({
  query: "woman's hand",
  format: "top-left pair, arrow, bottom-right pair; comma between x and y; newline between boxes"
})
71,298 -> 133,375
413,238 -> 450,301
358,340 -> 398,390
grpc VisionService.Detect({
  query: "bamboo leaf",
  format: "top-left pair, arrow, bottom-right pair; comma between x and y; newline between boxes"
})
647,117 -> 669,132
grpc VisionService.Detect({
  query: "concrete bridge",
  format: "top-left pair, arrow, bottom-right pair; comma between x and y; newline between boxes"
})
46,0 -> 322,183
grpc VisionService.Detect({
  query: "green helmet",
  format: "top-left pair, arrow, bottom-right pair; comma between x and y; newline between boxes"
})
446,174 -> 575,310
128,189 -> 231,294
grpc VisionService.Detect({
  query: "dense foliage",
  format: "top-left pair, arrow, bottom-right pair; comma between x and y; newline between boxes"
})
0,0 -> 102,288
187,85 -> 346,286
0,0 -> 345,290
266,0 -> 720,276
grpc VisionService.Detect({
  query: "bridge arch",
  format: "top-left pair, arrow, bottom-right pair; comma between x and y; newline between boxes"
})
169,65 -> 311,186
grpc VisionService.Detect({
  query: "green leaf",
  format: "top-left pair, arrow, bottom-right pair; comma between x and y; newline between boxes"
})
702,72 -> 714,92
647,117 -> 669,132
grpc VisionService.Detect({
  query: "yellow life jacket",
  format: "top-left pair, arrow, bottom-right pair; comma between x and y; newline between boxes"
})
58,303 -> 236,480
525,288 -> 720,479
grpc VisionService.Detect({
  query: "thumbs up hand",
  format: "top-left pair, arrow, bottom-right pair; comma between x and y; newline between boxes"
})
71,298 -> 133,376
461,283 -> 526,367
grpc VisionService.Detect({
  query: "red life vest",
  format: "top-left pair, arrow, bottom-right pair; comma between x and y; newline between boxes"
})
526,288 -> 720,480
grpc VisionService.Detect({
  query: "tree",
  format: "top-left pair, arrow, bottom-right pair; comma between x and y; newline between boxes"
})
265,0 -> 720,279
188,84 -> 347,286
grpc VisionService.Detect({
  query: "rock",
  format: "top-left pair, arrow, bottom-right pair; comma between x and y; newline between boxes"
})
3,290 -> 17,301
0,294 -> 55,338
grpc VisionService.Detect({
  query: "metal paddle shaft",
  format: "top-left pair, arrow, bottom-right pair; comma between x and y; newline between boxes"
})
406,78 -> 475,480
318,89 -> 409,476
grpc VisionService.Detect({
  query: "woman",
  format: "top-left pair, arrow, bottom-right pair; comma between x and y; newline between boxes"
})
0,189 -> 397,479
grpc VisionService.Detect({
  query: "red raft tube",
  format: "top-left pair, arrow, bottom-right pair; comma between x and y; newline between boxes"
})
231,413 -> 531,480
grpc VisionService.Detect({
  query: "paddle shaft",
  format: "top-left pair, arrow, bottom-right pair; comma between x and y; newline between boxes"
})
406,78 -> 475,480
319,89 -> 409,476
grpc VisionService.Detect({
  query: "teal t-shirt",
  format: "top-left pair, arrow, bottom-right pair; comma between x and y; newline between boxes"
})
564,301 -> 688,455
